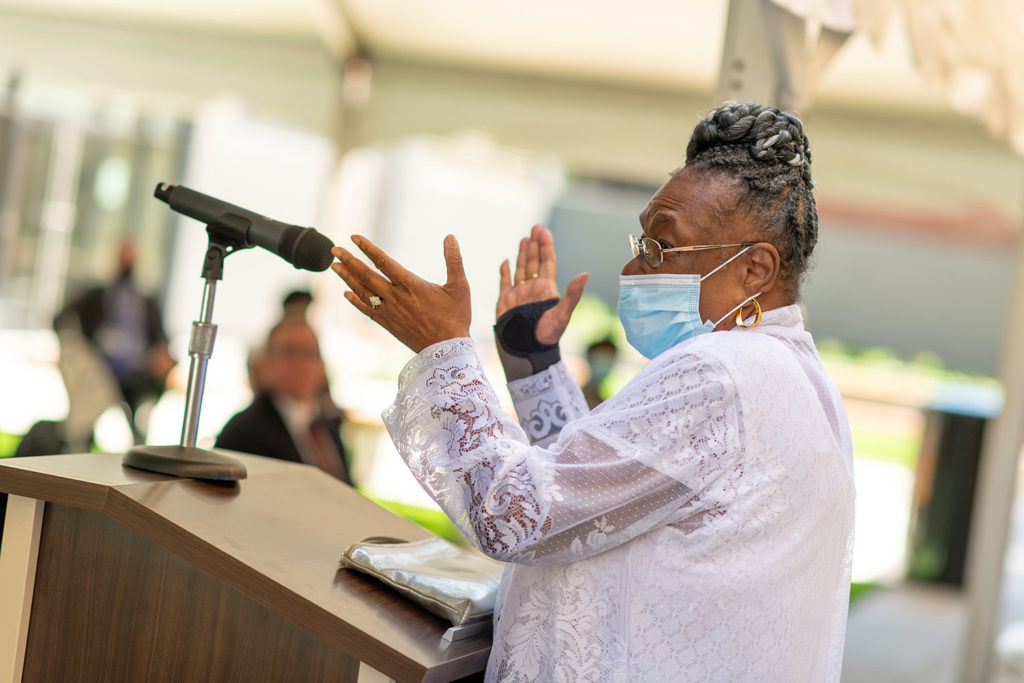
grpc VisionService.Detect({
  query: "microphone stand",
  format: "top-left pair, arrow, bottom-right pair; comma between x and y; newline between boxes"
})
123,217 -> 250,481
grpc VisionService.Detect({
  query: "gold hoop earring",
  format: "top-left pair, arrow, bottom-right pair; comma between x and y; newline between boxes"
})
735,298 -> 762,330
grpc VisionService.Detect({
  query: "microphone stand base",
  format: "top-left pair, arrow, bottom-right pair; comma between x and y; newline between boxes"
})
123,445 -> 247,481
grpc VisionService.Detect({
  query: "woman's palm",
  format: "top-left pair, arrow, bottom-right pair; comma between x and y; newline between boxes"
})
497,225 -> 588,345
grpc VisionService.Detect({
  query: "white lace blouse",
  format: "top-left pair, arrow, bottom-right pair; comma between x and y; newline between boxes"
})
382,304 -> 855,682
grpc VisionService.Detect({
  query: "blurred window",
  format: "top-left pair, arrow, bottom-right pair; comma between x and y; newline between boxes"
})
0,76 -> 188,329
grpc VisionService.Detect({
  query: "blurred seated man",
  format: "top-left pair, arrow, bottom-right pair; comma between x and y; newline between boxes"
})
246,289 -> 315,394
53,239 -> 175,438
215,318 -> 351,483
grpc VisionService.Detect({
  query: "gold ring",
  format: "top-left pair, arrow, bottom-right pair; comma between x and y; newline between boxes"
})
529,273 -> 539,279
368,295 -> 383,310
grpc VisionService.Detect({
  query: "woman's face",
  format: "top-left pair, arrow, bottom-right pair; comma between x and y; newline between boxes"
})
622,166 -> 761,328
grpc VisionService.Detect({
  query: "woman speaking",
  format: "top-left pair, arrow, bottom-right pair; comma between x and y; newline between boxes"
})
331,101 -> 854,682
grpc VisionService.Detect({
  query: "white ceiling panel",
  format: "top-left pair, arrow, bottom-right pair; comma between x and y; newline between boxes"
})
341,0 -> 726,88
0,0 -> 948,109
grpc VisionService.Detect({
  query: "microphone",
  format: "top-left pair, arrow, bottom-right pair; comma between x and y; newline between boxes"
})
154,182 -> 334,272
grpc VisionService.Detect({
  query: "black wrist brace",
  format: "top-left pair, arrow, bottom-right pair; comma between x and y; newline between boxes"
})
493,298 -> 561,380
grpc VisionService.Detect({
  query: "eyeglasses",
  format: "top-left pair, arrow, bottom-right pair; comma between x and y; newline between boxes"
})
629,234 -> 755,269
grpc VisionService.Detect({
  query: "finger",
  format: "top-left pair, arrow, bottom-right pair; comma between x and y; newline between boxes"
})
552,272 -> 589,320
331,254 -> 364,296
332,246 -> 391,296
499,259 -> 512,299
343,290 -> 377,320
351,235 -> 413,286
537,225 -> 557,281
536,272 -> 588,345
443,234 -> 467,287
330,254 -> 378,314
525,229 -> 540,280
331,261 -> 381,312
514,237 -> 528,286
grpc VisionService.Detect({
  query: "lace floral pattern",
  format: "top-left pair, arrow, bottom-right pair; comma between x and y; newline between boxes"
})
507,361 -> 589,446
382,305 -> 854,682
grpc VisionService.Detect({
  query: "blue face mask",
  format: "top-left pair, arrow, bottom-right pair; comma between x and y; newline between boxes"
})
617,247 -> 760,359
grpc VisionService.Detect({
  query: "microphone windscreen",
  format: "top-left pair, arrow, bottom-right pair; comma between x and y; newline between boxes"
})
284,227 -> 335,272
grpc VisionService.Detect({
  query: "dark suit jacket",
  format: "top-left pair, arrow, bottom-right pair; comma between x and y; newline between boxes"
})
54,279 -> 170,411
214,392 -> 351,484
55,281 -> 167,350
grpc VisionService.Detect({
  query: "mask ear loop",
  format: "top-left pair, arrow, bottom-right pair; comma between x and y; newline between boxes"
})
712,292 -> 762,329
701,246 -> 762,330
698,245 -> 751,282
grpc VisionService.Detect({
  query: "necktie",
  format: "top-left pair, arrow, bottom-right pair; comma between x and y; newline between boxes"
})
306,420 -> 345,480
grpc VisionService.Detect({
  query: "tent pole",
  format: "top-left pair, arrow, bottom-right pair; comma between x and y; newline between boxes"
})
960,177 -> 1024,682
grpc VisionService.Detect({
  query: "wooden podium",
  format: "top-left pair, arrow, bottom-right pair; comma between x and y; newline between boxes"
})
0,452 -> 491,682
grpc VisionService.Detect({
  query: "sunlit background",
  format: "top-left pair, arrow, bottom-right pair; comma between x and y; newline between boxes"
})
1,1 -> 1023,680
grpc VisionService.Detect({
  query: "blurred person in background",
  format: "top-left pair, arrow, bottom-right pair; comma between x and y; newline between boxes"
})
581,336 -> 618,408
332,102 -> 853,681
216,316 -> 351,483
53,239 -> 175,436
245,289 -> 338,417
246,289 -> 312,391
281,289 -> 314,320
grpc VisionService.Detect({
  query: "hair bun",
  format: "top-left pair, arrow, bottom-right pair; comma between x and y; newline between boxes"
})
686,102 -> 811,169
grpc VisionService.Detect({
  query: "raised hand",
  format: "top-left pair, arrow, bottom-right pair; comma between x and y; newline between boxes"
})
497,224 -> 588,345
331,234 -> 471,353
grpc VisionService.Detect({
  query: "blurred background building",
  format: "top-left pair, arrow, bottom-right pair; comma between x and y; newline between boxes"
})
0,1 -> 1022,680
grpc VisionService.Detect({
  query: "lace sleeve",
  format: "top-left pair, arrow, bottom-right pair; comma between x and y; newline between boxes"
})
382,338 -> 741,565
506,361 -> 589,447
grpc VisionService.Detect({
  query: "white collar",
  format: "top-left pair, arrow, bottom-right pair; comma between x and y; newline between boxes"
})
271,393 -> 318,436
755,303 -> 806,331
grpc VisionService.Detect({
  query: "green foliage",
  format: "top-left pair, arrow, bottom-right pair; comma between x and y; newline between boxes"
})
0,432 -> 20,458
910,351 -> 945,371
361,493 -> 465,544
818,339 -> 999,388
849,581 -> 881,605
562,295 -> 626,352
852,430 -> 923,469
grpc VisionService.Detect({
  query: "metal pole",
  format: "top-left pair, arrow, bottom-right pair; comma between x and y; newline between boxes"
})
960,188 -> 1024,682
714,0 -> 777,109
179,278 -> 218,448
122,239 -> 243,481
0,73 -> 23,302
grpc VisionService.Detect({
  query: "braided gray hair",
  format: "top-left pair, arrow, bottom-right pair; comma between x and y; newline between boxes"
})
682,102 -> 817,290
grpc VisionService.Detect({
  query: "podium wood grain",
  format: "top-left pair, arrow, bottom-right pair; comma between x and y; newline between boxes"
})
0,452 -> 492,682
